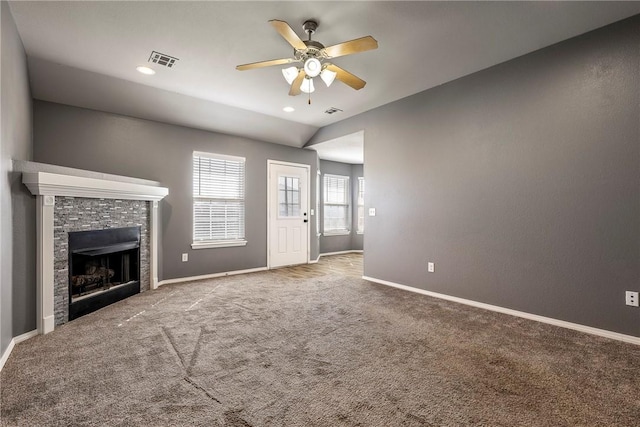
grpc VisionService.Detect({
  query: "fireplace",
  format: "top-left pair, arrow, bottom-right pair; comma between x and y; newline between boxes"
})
68,226 -> 141,320
22,163 -> 168,334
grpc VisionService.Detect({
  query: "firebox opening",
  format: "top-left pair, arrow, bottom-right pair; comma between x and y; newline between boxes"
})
68,226 -> 141,320
71,248 -> 139,302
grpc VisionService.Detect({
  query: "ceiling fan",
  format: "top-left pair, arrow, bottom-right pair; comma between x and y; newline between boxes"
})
236,19 -> 378,97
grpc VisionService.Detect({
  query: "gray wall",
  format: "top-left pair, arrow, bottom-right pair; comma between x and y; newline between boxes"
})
1,2 -> 34,352
319,160 -> 363,254
33,101 -> 319,284
309,16 -> 640,337
351,164 -> 364,251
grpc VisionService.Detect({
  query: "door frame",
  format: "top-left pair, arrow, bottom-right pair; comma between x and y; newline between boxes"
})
267,160 -> 311,269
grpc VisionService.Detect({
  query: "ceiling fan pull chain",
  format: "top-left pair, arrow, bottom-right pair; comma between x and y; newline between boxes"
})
308,91 -> 311,105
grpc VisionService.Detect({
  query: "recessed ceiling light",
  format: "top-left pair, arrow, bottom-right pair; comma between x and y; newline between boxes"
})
283,106 -> 295,113
136,66 -> 155,75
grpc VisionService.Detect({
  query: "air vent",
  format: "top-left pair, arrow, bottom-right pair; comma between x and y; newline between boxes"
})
324,107 -> 343,115
148,51 -> 179,68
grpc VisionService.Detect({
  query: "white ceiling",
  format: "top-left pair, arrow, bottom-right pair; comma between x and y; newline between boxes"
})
9,1 -> 640,154
306,131 -> 364,164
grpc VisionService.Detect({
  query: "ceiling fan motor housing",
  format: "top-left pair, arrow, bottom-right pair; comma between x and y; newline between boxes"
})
303,20 -> 318,35
294,41 -> 325,62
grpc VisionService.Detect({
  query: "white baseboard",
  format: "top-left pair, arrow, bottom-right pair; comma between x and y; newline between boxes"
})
363,276 -> 640,346
15,329 -> 38,344
320,250 -> 363,257
0,340 -> 16,372
157,266 -> 268,287
309,256 -> 321,264
0,329 -> 38,372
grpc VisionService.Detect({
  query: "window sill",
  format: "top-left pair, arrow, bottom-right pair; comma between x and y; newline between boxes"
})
323,231 -> 351,237
192,240 -> 247,249
356,231 -> 364,235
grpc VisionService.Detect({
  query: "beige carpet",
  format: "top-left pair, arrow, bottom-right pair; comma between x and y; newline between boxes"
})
2,254 -> 639,426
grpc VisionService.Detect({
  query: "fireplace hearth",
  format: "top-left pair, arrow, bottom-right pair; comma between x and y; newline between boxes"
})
68,227 -> 141,320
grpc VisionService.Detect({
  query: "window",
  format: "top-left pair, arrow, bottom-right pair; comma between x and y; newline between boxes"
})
192,152 -> 246,248
278,176 -> 301,217
357,177 -> 365,233
323,174 -> 350,234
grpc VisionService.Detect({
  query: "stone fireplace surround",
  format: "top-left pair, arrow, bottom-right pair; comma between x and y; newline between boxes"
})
55,198 -> 148,325
21,161 -> 168,335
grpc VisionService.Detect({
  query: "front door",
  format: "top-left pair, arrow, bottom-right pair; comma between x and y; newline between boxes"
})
268,161 -> 309,268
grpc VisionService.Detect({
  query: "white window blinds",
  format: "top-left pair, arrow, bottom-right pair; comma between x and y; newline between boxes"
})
193,152 -> 245,244
323,174 -> 350,234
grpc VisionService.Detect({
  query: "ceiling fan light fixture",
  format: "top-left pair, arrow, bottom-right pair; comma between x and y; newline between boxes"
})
320,68 -> 337,87
300,77 -> 315,94
303,58 -> 322,77
282,66 -> 299,85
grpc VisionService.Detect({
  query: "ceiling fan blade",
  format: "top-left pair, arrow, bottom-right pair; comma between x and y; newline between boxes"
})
325,64 -> 366,90
269,19 -> 307,51
323,36 -> 378,59
236,57 -> 298,71
289,70 -> 306,96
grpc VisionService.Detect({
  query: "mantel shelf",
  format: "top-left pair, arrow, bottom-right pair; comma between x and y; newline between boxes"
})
23,171 -> 168,201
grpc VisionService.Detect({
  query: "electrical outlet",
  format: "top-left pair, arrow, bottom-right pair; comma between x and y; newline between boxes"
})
428,262 -> 435,273
182,253 -> 188,262
369,208 -> 376,216
625,291 -> 639,307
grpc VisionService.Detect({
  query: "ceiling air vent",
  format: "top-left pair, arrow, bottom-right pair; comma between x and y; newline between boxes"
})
148,51 -> 179,68
324,107 -> 343,115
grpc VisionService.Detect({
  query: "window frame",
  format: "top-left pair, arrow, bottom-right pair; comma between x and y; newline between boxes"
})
323,173 -> 351,236
191,151 -> 247,249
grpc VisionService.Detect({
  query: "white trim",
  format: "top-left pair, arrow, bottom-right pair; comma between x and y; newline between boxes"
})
36,195 -> 55,335
320,250 -> 363,257
191,240 -> 247,249
150,201 -> 160,290
23,172 -> 168,201
158,266 -> 268,286
0,330 -> 38,372
15,330 -> 38,344
309,256 -> 321,264
363,276 -> 640,346
193,151 -> 245,163
323,231 -> 351,236
0,340 -> 15,372
267,160 -> 311,269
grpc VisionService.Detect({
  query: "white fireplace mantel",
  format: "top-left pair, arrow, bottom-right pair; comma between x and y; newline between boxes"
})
22,166 -> 169,335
